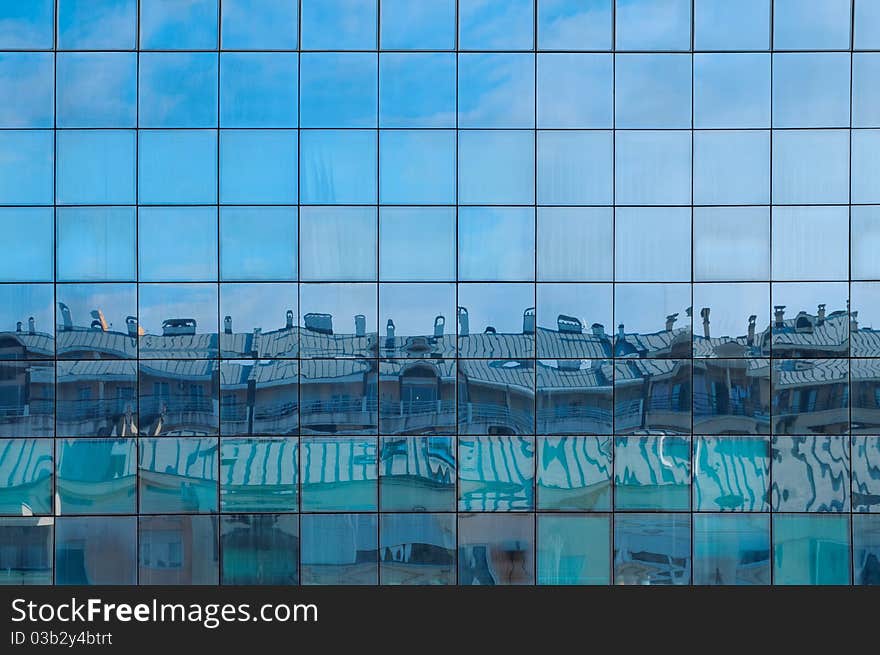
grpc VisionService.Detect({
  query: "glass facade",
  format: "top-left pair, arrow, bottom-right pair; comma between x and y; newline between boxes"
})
0,0 -> 877,586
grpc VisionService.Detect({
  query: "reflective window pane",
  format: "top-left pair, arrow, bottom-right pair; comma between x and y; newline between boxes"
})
457,359 -> 536,431
55,516 -> 136,585
772,359 -> 849,432
380,208 -> 456,281
0,518 -> 53,585
300,0 -> 377,50
537,514 -> 611,585
537,436 -> 612,511
139,437 -> 219,513
537,359 -> 613,433
614,360 -> 692,432
379,436 -> 456,511
693,514 -> 770,585
0,362 -> 54,438
694,437 -> 770,511
300,513 -> 377,585
773,514 -> 851,585
138,207 -> 217,282
219,359 -> 298,434
220,437 -> 298,513
0,208 -> 54,282
138,130 -> 217,205
0,439 -> 52,515
300,207 -> 377,281
771,436 -> 850,512
459,437 -> 535,511
220,207 -> 297,281
772,53 -> 850,128
537,54 -> 613,128
379,53 -> 456,128
220,53 -> 298,128
852,437 -> 880,512
459,208 -> 535,282
220,0 -> 299,50
773,0 -> 851,50
615,131 -> 692,206
300,53 -> 377,128
139,53 -> 218,127
694,0 -> 770,50
459,54 -> 535,128
220,130 -> 297,204
615,0 -> 692,50
0,53 -> 53,127
221,514 -> 298,585
458,513 -> 535,585
854,514 -> 880,585
0,131 -> 54,205
57,362 -> 137,437
56,438 -> 136,514
613,513 -> 691,585
300,130 -> 377,204
56,283 -> 137,359
459,0 -> 534,51
138,360 -> 219,433
694,54 -> 771,129
537,131 -> 613,205
458,131 -> 535,205
380,513 -> 455,585
379,131 -> 456,204
380,0 -> 456,50
301,437 -> 378,512
616,54 -> 691,129
0,0 -> 54,49
139,0 -> 218,50
58,0 -> 137,50
614,436 -> 691,510
138,515 -> 219,585
538,0 -> 613,51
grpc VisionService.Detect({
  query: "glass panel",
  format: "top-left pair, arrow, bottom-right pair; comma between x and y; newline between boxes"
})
614,208 -> 691,282
694,436 -> 770,511
694,0 -> 770,50
221,514 -> 298,585
458,53 -> 534,128
772,206 -> 848,281
138,284 -> 219,359
770,282 -> 849,357
300,208 -> 377,282
615,54 -> 691,129
772,514 -> 851,585
0,439 -> 52,515
300,358 -> 379,434
537,514 -> 611,585
693,130 -> 769,205
693,514 -> 770,585
138,361 -> 219,435
300,513 -> 377,585
219,207 -> 297,282
694,208 -> 770,282
139,437 -> 219,513
537,130 -> 613,205
380,513 -> 455,585
856,0 -> 880,49
0,284 -> 54,359
56,130 -> 136,205
852,437 -> 880,512
538,0 -> 613,50
458,131 -> 535,205
693,359 -> 771,433
772,129 -> 849,204
537,54 -> 613,128
380,208 -> 456,282
0,131 -> 54,205
852,130 -> 880,204
138,52 -> 217,128
772,360 -> 849,433
56,283 -> 137,359
615,0 -> 692,50
300,130 -> 377,204
0,208 -> 53,282
457,285 -> 536,357
613,513 -> 691,585
457,359 -> 536,433
300,0 -> 377,50
537,284 -> 613,359
380,0 -> 456,50
219,130 -> 298,204
773,0 -> 851,50
379,130 -> 456,204
537,436 -> 612,511
773,53 -> 850,129
854,514 -> 880,585
219,360 -> 298,435
614,360 -> 692,433
298,286 -> 378,357
0,518 -> 53,585
57,53 -> 136,127
0,53 -> 53,127
55,439 -> 137,514
139,0 -> 218,50
459,0 -> 534,50
694,53 -> 771,128
138,515 -> 219,585
379,436 -> 456,511
379,53 -> 456,127
138,207 -> 217,282
219,283 -> 298,358
615,131 -> 692,206
300,53 -> 377,128
614,436 -> 691,510
0,361 -> 54,438
56,362 -> 137,437
56,208 -> 136,282
693,285 -> 770,358
220,0 -> 299,50
614,283 -> 693,358
458,208 -> 535,282
771,436 -> 850,511
459,436 -> 535,511
458,513 -> 535,585
220,437 -> 298,513
378,288 -> 457,359
537,208 -> 613,282
300,437 -> 378,511
0,0 -> 54,49
55,516 -> 136,585
138,130 -> 217,204
537,360 -> 613,434
851,285 -> 880,356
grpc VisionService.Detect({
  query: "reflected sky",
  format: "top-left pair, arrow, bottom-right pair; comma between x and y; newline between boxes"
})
380,0 -> 456,50
616,53 -> 691,128
220,53 -> 297,128
0,208 -> 54,282
459,53 -> 534,128
773,53 -> 850,128
58,0 -> 137,50
0,284 -> 54,336
459,208 -> 534,281
694,0 -> 769,50
379,53 -> 455,127
538,0 -> 613,50
57,53 -> 136,128
138,283 -> 218,336
139,0 -> 218,50
56,283 -> 135,334
537,53 -> 612,127
220,0 -> 298,50
0,0 -> 54,49
300,0 -> 377,50
220,283 -> 297,336
616,0 -> 691,50
380,283 -> 455,338
0,53 -> 53,127
459,0 -> 533,51
774,0 -> 852,50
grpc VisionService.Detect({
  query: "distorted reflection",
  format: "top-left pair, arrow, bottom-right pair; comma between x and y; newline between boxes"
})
0,361 -> 54,438
220,514 -> 298,585
379,361 -> 456,435
537,359 -> 613,435
457,360 -> 535,435
851,358 -> 880,431
614,513 -> 691,585
693,436 -> 769,511
457,284 -> 535,358
379,284 -> 456,358
299,359 -> 378,435
299,283 -> 377,359
380,513 -> 455,585
0,518 -> 53,585
459,436 -> 535,511
773,514 -> 851,585
300,437 -> 377,512
56,361 -> 137,438
0,439 -> 52,515
693,359 -> 770,434
0,284 -> 54,359
139,515 -> 219,586
55,516 -> 137,585
693,514 -> 770,585
138,360 -> 219,436
771,436 -> 850,512
613,359 -> 691,434
219,283 -> 298,358
537,436 -> 611,510
693,283 -> 770,357
220,437 -> 298,513
537,514 -> 611,585
220,360 -> 298,435
852,436 -> 880,512
854,515 -> 880,585
614,283 -> 692,358
771,359 -> 849,434
458,513 -> 535,585
379,436 -> 456,511
536,284 -> 613,359
138,283 -> 219,359
138,437 -> 219,513
614,436 -> 690,510
56,284 -> 137,359
300,514 -> 378,585
770,283 -> 849,357
56,438 -> 136,514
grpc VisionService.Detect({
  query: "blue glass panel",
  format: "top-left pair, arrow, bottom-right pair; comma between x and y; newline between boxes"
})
458,513 -> 535,585
0,208 -> 54,282
300,207 -> 377,281
537,436 -> 612,510
615,131 -> 691,206
456,288 -> 537,357
457,366 -> 534,432
220,0 -> 299,49
140,0 -> 218,50
458,131 -> 535,205
616,0 -> 691,50
55,283 -> 137,359
219,360 -> 298,434
0,131 -> 53,205
537,208 -> 613,282
538,131 -> 613,205
298,291 -> 378,359
378,290 -> 457,359
771,436 -> 850,512
856,0 -> 880,49
852,130 -> 880,204
537,514 -> 611,585
694,53 -> 771,128
300,437 -> 378,511
773,53 -> 850,128
458,208 -> 535,281
56,130 -> 136,205
0,361 -> 54,438
0,53 -> 53,128
221,514 -> 298,585
0,284 -> 54,360
56,438 -> 136,514
138,515 -> 219,585
854,514 -> 880,585
692,285 -> 770,358
614,207 -> 691,281
613,513 -> 691,585
693,514 -> 770,585
300,53 -> 377,128
219,283 -> 299,358
693,207 -> 770,282
139,53 -> 218,128
459,53 -> 535,128
55,516 -> 136,585
379,53 -> 455,128
0,0 -> 54,49
694,0 -> 770,50
139,437 -> 219,513
56,208 -> 134,283
853,437 -> 880,512
0,439 -> 52,515
536,283 -> 614,356
0,518 -> 53,584
379,131 -> 456,204
57,0 -> 137,49
772,359 -> 849,431
771,206 -> 849,281
771,283 -> 849,357
138,130 -> 217,204
613,359 -> 692,431
459,0 -> 534,50
772,130 -> 849,204
458,436 -> 535,511
300,0 -> 377,50
380,0 -> 456,50
616,54 -> 691,129
220,437 -> 298,512
220,207 -> 297,281
537,361 -> 614,434
57,53 -> 136,128
773,0 -> 851,50
693,130 -> 770,205
538,0 -> 613,50
693,358 -> 771,431
537,54 -> 613,128
220,53 -> 298,128
56,362 -> 138,437
379,436 -> 456,511
773,514 -> 851,585
300,130 -> 377,204
380,513 -> 455,585
220,130 -> 297,204
614,436 -> 690,510
138,360 -> 220,432
138,207 -> 217,282
379,208 -> 456,281
693,437 -> 769,511
300,514 -> 377,585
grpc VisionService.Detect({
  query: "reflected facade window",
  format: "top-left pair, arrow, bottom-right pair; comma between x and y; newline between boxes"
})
139,515 -> 219,585
221,514 -> 298,585
614,513 -> 691,585
379,436 -> 456,511
56,516 -> 136,585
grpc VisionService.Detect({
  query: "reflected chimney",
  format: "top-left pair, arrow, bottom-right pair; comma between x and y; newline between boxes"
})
665,313 -> 678,331
28,317 -> 35,335
618,323 -> 625,338
386,319 -> 395,338
747,315 -> 757,346
304,312 -> 333,335
16,321 -> 22,333
485,326 -> 496,334
591,323 -> 605,338
700,307 -> 711,339
286,310 -> 294,329
354,314 -> 366,338
434,315 -> 445,337
58,302 -> 73,332
224,315 -> 232,334
685,306 -> 693,318
523,307 -> 536,335
817,303 -> 826,326
852,311 -> 859,332
558,314 -> 583,334
774,305 -> 786,328
126,316 -> 138,338
558,359 -> 581,371
458,307 -> 469,337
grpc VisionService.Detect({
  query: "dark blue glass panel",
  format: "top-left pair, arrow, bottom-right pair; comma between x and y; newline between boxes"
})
0,439 -> 52,515
0,518 -> 53,585
221,514 -> 298,585
300,513 -> 378,585
771,359 -> 849,434
693,514 -> 770,585
854,514 -> 880,585
457,359 -> 535,435
220,360 -> 298,436
537,514 -> 611,585
299,359 -> 378,433
138,515 -> 219,585
56,438 -> 136,514
55,516 -> 136,585
537,360 -> 613,435
0,361 -> 54,438
56,361 -> 138,436
379,436 -> 456,511
458,513 -> 535,585
380,513 -> 455,585
379,362 -> 456,434
613,513 -> 691,585
139,437 -> 219,514
693,359 -> 770,434
220,437 -> 298,513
